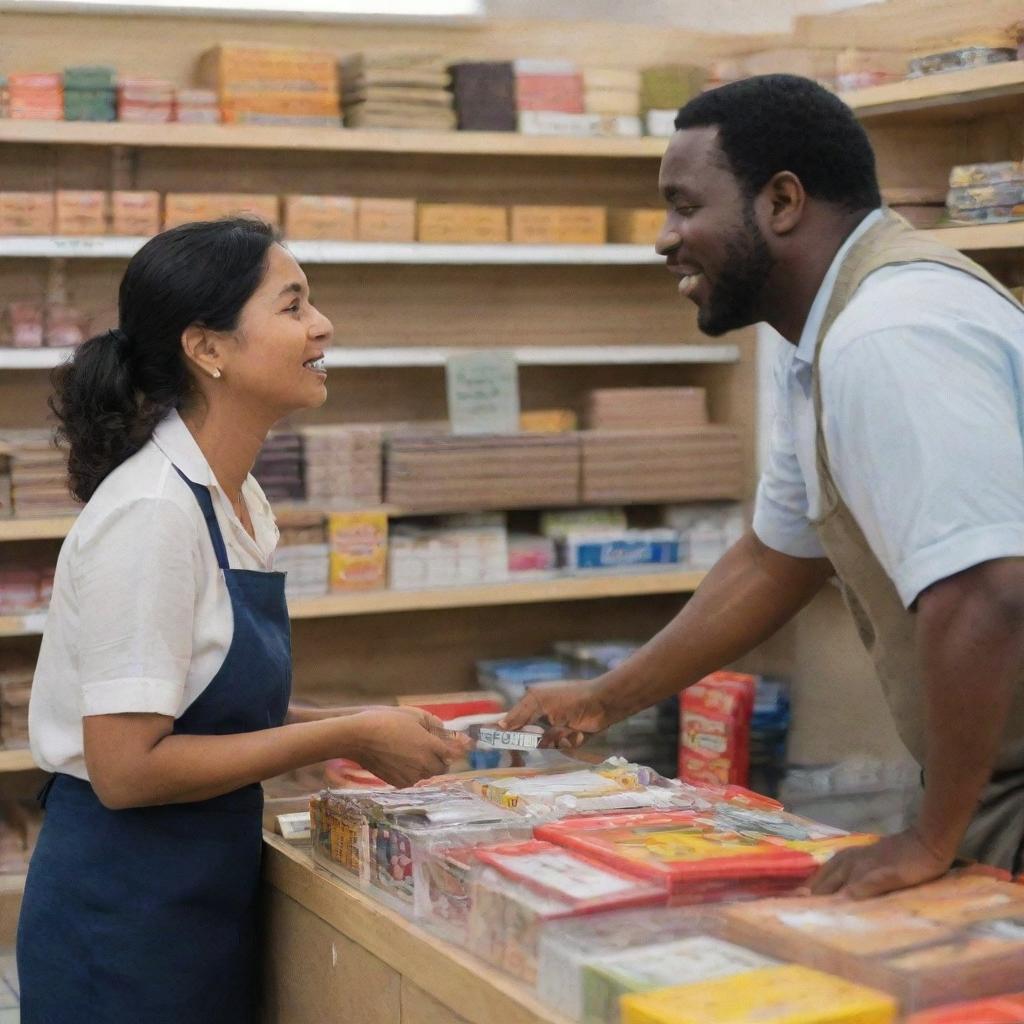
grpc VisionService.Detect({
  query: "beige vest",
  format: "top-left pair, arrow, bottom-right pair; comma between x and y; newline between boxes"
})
811,209 -> 1024,868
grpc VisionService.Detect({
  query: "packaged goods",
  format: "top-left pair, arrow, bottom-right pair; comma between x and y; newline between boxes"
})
507,533 -> 557,576
417,204 -> 508,244
300,424 -> 383,508
514,60 -> 584,114
541,507 -> 628,540
328,510 -> 387,591
519,409 -> 577,433
560,529 -> 681,573
949,162 -> 1024,189
448,62 -> 517,132
620,964 -> 897,1024
720,874 -> 1024,1010
63,65 -> 116,122
283,195 -> 357,241
252,431 -> 304,502
907,992 -> 1024,1023
118,77 -> 174,123
510,206 -> 606,245
163,193 -> 279,229
834,49 -> 906,92
0,193 -> 55,235
111,191 -> 161,236
8,72 -> 63,121
44,304 -> 89,348
908,47 -> 1017,78
388,514 -> 508,590
645,110 -> 678,138
640,65 -> 706,114
356,198 -> 417,242
586,387 -> 708,430
342,52 -> 453,130
3,303 -> 44,349
680,671 -> 756,787
55,190 -> 107,236
607,209 -> 665,245
664,502 -> 745,570
0,430 -> 78,516
517,111 -> 601,136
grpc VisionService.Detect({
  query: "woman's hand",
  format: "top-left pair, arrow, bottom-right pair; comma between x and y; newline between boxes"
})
345,708 -> 468,788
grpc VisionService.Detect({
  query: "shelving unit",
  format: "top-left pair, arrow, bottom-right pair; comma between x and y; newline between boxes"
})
0,750 -> 37,773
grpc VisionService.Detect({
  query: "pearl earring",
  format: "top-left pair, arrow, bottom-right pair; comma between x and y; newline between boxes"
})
211,368 -> 222,380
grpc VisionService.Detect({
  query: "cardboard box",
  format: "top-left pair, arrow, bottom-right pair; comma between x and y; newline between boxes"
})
356,198 -> 417,242
284,195 -> 357,241
164,193 -> 279,229
417,203 -> 508,244
0,192 -> 55,235
111,191 -> 161,237
328,511 -> 388,591
55,191 -> 108,236
199,42 -> 339,95
608,208 -> 665,245
510,206 -> 606,245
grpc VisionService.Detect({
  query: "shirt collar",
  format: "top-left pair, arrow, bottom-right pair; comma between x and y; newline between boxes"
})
151,408 -> 214,486
794,208 -> 885,366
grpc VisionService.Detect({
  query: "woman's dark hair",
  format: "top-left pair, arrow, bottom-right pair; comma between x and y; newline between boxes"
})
51,217 -> 278,501
674,74 -> 882,213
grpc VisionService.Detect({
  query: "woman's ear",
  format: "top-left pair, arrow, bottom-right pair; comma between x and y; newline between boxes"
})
181,325 -> 224,381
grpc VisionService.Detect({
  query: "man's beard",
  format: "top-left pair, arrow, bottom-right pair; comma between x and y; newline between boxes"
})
697,205 -> 774,337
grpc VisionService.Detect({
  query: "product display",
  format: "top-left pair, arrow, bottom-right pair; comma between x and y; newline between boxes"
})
274,509 -> 328,600
417,204 -> 509,244
283,195 -> 357,241
389,514 -> 509,590
300,424 -> 383,508
585,388 -> 708,430
63,65 -> 116,122
0,431 -> 78,517
342,52 -> 454,130
448,61 -> 517,132
663,502 -> 745,569
118,77 -> 174,123
680,671 -> 756,787
907,993 -> 1024,1023
0,650 -> 33,748
0,192 -> 55,235
510,206 -> 607,245
328,510 -> 388,591
908,47 -> 1017,78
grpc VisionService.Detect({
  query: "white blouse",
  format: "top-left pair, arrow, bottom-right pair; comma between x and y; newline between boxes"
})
29,410 -> 280,780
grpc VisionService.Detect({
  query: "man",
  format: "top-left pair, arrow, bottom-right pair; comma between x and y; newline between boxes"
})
503,74 -> 1024,898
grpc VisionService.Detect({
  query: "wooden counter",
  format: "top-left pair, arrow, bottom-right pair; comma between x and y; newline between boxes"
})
260,834 -> 570,1024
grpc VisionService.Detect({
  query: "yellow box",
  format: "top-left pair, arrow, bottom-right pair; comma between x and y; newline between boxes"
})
510,205 -> 606,245
199,42 -> 338,95
519,409 -> 578,433
417,203 -> 509,244
607,208 -> 665,245
55,191 -> 107,236
621,965 -> 896,1024
0,192 -> 55,235
356,198 -> 417,242
111,191 -> 161,237
284,195 -> 357,241
328,511 -> 387,591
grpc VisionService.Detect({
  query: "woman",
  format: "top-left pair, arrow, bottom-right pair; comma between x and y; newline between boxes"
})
17,218 -> 463,1023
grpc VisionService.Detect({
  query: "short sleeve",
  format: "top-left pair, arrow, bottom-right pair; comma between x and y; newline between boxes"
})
752,348 -> 828,559
72,497 -> 199,716
821,319 -> 1024,607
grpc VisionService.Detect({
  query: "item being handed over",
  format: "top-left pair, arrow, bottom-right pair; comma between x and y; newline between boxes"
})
499,678 -> 611,749
443,712 -> 545,751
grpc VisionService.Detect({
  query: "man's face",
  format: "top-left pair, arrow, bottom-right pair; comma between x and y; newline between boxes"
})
656,126 -> 774,337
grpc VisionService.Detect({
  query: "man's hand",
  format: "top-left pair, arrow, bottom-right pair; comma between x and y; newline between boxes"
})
499,679 -> 609,748
809,827 -> 954,899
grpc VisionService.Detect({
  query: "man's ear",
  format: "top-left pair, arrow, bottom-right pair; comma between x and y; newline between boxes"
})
763,171 -> 805,236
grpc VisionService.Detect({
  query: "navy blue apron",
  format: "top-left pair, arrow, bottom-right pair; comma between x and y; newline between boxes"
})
17,467 -> 291,1023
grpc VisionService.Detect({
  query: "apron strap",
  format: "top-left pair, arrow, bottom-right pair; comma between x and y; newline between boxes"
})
172,465 -> 231,572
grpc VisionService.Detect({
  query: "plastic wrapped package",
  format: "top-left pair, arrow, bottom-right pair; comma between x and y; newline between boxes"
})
583,936 -> 778,1024
907,992 -> 1024,1023
719,874 -> 1024,1012
536,906 -> 713,1019
949,162 -> 1024,189
535,807 -> 874,904
619,964 -> 896,1024
908,47 -> 1017,78
467,839 -> 666,982
679,671 -> 756,787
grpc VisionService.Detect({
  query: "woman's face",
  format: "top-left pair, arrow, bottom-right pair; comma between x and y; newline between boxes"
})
219,243 -> 333,420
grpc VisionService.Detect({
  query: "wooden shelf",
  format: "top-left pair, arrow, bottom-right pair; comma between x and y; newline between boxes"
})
0,343 -> 738,372
0,119 -> 667,159
921,222 -> 1024,251
843,61 -> 1024,122
0,750 -> 37,773
0,570 -> 704,636
0,236 -> 661,266
0,516 -> 78,540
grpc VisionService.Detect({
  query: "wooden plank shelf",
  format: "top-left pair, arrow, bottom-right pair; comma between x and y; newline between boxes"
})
843,61 -> 1024,122
921,222 -> 1024,251
0,750 -> 37,773
0,119 -> 668,159
0,516 -> 78,541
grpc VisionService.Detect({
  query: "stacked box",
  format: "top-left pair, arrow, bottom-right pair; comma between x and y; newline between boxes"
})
341,52 -> 454,130
514,59 -> 584,114
448,62 -> 516,132
300,424 -> 383,508
0,430 -> 78,517
417,204 -> 508,244
175,87 -> 219,124
163,193 -> 279,229
118,77 -> 174,123
586,387 -> 708,430
620,964 -> 896,1024
200,43 -> 340,128
8,73 -> 63,120
111,191 -> 161,237
0,193 -> 55,235
284,195 -> 357,241
55,191 -> 107,236
580,427 -> 744,504
389,514 -> 509,591
510,206 -> 606,245
63,66 -> 116,122
664,502 -> 745,569
720,874 -> 1024,1012
2,303 -> 43,349
680,671 -> 756,788
385,432 -> 580,512
252,431 -> 304,502
607,209 -> 665,245
559,529 -> 681,573
273,508 -> 328,601
946,162 -> 1024,224
583,68 -> 642,118
356,198 -> 417,242
0,652 -> 33,749
328,510 -> 387,591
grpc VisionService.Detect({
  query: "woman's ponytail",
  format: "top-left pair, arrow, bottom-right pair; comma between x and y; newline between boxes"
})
48,217 -> 277,502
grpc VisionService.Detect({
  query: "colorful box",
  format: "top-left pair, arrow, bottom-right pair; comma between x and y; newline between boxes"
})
417,204 -> 509,244
284,195 -> 357,241
328,510 -> 387,591
356,198 -> 417,242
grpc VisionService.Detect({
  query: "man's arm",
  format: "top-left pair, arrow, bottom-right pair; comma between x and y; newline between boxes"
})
501,530 -> 833,740
812,557 -> 1024,898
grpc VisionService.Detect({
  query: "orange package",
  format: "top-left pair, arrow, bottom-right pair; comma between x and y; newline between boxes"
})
680,671 -> 756,787
907,993 -> 1024,1023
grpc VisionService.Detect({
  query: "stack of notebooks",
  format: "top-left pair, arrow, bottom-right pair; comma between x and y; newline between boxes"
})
8,73 -> 63,120
341,52 -> 455,131
385,432 -> 579,512
63,66 -> 116,122
252,431 -> 304,503
200,43 -> 340,128
117,78 -> 174,123
448,61 -> 516,131
586,387 -> 708,430
0,431 -> 78,518
300,424 -> 383,508
580,427 -> 744,504
0,652 -> 32,749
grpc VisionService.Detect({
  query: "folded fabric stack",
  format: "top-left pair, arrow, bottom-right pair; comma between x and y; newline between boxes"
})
0,431 -> 78,517
448,61 -> 517,131
201,43 -> 340,128
8,73 -> 63,120
385,432 -> 579,512
175,88 -> 220,125
63,66 -> 116,122
341,52 -> 455,130
300,424 -> 383,509
273,508 -> 328,601
252,431 -> 304,502
585,387 -> 708,430
117,77 -> 174,123
580,427 -> 744,505
0,652 -> 33,749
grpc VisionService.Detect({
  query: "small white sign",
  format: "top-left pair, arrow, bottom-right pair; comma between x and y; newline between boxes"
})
445,350 -> 520,435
